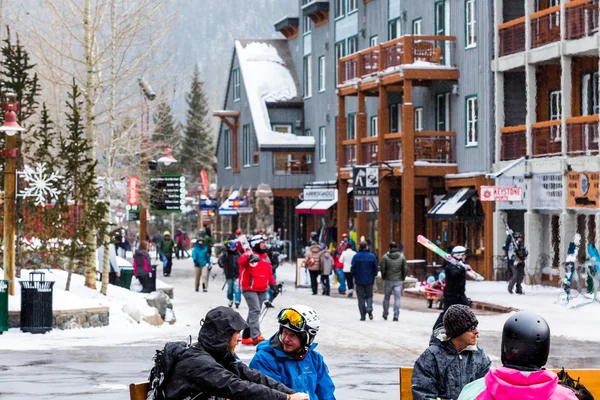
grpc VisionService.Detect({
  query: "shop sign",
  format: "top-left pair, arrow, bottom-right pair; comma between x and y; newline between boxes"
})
353,166 -> 379,196
354,196 -> 379,213
531,173 -> 563,210
567,171 -> 600,209
480,186 -> 522,202
496,176 -> 526,210
303,188 -> 335,201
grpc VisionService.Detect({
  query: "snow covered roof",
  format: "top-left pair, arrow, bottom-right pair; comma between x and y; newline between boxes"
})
235,39 -> 315,149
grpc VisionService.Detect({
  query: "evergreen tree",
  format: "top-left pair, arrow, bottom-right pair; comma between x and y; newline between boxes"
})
152,98 -> 180,148
180,66 -> 214,178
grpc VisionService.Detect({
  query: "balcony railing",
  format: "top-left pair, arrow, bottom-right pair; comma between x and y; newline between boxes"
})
531,5 -> 561,48
360,139 -> 378,165
532,120 -> 562,157
566,0 -> 599,40
499,17 -> 526,56
567,115 -> 599,156
383,135 -> 402,162
342,142 -> 357,168
414,133 -> 456,163
338,35 -> 456,86
500,125 -> 527,161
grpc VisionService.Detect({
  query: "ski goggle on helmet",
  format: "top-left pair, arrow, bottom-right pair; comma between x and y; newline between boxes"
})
277,305 -> 321,346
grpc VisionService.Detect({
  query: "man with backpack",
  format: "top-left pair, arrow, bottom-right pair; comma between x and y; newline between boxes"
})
147,306 -> 309,400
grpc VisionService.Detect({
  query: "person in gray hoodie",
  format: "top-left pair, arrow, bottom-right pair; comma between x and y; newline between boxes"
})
380,242 -> 408,321
319,246 -> 334,296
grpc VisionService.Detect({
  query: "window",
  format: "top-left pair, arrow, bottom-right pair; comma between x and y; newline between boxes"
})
232,69 -> 240,101
319,126 -> 327,162
414,108 -> 424,131
272,124 -> 292,133
581,72 -> 599,116
318,56 -> 326,92
305,129 -> 312,137
347,113 -> 356,140
242,124 -> 251,166
465,0 -> 477,48
369,115 -> 378,137
390,103 -> 400,133
252,133 -> 259,164
388,18 -> 401,40
435,1 -> 446,36
370,35 -> 378,47
412,18 -> 423,35
347,36 -> 358,55
335,41 -> 345,80
436,93 -> 450,131
223,129 -> 232,168
466,96 -> 478,146
302,0 -> 312,34
348,0 -> 358,14
274,153 -> 312,175
549,90 -> 562,140
303,55 -> 312,98
335,0 -> 344,18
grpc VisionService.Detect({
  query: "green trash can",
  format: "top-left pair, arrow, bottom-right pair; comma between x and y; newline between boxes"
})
0,280 -> 9,334
119,267 -> 134,290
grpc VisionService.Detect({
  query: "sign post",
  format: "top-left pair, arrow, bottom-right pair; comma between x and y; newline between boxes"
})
149,175 -> 186,213
353,166 -> 379,212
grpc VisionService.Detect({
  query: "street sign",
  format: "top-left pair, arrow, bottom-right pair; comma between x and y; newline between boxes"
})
127,176 -> 139,207
479,186 -> 522,202
200,197 -> 218,210
149,175 -> 186,212
353,166 -> 379,196
303,188 -> 335,201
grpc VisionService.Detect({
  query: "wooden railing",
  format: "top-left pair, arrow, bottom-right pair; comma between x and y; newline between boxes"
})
341,141 -> 357,168
532,120 -> 562,157
500,125 -> 527,161
531,5 -> 561,48
567,115 -> 599,155
338,35 -> 456,86
565,0 -> 600,40
499,17 -> 526,56
413,132 -> 456,163
359,137 -> 378,165
383,134 -> 402,162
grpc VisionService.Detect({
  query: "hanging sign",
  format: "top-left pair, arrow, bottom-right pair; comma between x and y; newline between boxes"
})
567,171 -> 600,209
479,186 -> 522,202
127,176 -> 139,206
531,173 -> 563,210
149,175 -> 186,212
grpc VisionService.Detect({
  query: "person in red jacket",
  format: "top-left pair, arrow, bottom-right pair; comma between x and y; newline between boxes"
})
239,234 -> 276,345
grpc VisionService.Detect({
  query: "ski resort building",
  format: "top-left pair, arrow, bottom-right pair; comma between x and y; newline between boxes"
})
493,0 -> 600,281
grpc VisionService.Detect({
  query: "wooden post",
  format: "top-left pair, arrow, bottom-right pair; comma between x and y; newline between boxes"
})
378,85 -> 390,259
401,80 -> 416,260
337,94 -> 348,242
356,91 -> 368,242
338,179 -> 349,241
3,135 -> 16,295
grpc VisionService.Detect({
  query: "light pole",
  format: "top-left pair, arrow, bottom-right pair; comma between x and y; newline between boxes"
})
0,93 -> 25,296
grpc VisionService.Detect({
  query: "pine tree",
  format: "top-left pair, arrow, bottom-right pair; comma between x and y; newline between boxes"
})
152,98 -> 180,148
180,66 -> 214,178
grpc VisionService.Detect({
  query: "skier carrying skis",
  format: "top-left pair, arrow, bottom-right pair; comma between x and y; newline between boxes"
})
433,245 -> 471,329
506,232 -> 528,295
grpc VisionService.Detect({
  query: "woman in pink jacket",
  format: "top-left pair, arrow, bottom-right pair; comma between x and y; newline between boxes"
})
458,311 -> 578,400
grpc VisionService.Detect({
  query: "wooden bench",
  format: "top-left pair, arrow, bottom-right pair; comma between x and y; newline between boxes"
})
398,367 -> 600,399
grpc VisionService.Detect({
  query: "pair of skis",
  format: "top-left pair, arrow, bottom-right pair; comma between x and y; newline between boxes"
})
417,235 -> 485,281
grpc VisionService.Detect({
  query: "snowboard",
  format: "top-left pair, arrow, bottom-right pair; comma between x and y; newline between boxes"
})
559,233 -> 581,305
417,235 -> 484,281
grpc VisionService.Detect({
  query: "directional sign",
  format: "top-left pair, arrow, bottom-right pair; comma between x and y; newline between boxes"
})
353,166 -> 379,196
149,175 -> 186,212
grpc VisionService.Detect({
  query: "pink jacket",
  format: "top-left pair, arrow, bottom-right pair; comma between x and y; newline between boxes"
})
459,367 -> 579,400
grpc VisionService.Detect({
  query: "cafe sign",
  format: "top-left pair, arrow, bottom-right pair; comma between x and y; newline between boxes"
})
567,171 -> 600,209
303,188 -> 335,201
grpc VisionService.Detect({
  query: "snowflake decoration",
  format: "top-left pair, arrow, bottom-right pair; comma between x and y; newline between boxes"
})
19,163 -> 63,207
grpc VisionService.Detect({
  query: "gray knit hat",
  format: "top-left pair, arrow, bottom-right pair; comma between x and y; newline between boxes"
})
443,304 -> 478,339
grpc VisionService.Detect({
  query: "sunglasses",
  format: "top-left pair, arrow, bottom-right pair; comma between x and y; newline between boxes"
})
278,308 -> 305,330
467,324 -> 478,332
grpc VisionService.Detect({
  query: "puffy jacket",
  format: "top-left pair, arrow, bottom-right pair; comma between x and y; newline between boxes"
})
444,260 -> 467,300
380,249 -> 407,281
133,249 -> 152,277
159,239 -> 175,256
238,251 -> 276,292
458,367 -> 579,400
350,250 -> 379,285
249,335 -> 336,400
339,248 -> 356,273
320,252 -> 335,275
162,307 -> 295,400
218,249 -> 239,279
412,329 -> 491,400
333,249 -> 344,269
192,244 -> 209,268
307,244 -> 325,271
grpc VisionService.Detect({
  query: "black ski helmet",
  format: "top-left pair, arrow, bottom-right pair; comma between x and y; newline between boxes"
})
501,311 -> 550,371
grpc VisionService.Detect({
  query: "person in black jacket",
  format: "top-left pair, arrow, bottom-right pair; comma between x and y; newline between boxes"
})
433,245 -> 470,330
161,306 -> 309,400
219,241 -> 241,308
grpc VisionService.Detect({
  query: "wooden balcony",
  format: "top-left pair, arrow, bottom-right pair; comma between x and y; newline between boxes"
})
566,0 -> 599,41
500,125 -> 527,161
338,35 -> 457,89
341,141 -> 357,168
567,115 -> 599,156
531,6 -> 561,49
359,138 -> 378,165
383,134 -> 402,162
499,17 -> 526,56
414,132 -> 456,163
532,120 -> 562,157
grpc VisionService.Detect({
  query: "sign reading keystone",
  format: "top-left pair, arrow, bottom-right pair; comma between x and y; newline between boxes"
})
303,188 -> 335,201
149,175 -> 186,213
353,166 -> 379,196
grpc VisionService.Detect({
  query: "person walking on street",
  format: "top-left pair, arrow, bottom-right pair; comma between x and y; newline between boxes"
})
351,241 -> 379,321
159,231 -> 176,277
249,305 -> 336,400
199,229 -> 214,257
506,233 -> 528,295
108,234 -> 121,285
307,242 -> 326,295
380,242 -> 407,321
192,237 -> 210,292
433,245 -> 471,329
333,244 -> 346,295
239,235 -> 277,345
133,240 -> 153,293
219,241 -> 241,307
175,229 -> 185,260
339,243 -> 356,297
319,246 -> 334,296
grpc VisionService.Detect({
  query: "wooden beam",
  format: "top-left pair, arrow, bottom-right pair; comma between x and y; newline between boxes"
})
415,165 -> 458,176
404,69 -> 460,81
272,189 -> 302,197
213,110 -> 240,118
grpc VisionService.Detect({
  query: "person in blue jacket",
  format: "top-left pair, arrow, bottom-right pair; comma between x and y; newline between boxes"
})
351,240 -> 379,321
249,305 -> 336,400
192,237 -> 210,292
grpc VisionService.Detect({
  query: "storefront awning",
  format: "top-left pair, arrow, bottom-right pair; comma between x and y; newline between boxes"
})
295,200 -> 318,214
218,190 -> 239,216
428,188 -> 481,221
295,189 -> 342,214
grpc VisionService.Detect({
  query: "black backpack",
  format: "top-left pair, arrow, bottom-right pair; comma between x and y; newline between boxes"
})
557,368 -> 595,400
148,340 -> 191,400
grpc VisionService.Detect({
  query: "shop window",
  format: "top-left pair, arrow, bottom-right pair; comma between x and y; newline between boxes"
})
273,153 -> 313,175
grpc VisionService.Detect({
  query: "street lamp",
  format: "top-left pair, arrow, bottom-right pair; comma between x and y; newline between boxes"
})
0,92 -> 25,296
156,144 -> 177,167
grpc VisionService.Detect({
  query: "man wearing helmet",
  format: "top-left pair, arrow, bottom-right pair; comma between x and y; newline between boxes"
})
506,232 -> 528,295
433,245 -> 471,329
458,311 -> 577,400
249,305 -> 336,400
239,234 -> 277,345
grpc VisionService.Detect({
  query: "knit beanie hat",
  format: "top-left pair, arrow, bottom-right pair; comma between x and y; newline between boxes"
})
443,304 -> 478,339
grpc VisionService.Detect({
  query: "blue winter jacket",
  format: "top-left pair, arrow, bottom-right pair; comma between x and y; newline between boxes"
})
192,244 -> 209,268
351,250 -> 379,285
249,335 -> 336,400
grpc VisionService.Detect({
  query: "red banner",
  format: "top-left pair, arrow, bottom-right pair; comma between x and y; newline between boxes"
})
127,176 -> 139,206
201,170 -> 209,195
